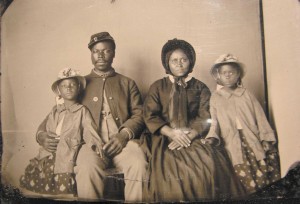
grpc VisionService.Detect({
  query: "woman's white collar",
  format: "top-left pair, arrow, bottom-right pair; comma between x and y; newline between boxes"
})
168,75 -> 193,83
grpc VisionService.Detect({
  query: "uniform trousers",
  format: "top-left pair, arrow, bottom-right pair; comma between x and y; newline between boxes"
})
74,140 -> 147,202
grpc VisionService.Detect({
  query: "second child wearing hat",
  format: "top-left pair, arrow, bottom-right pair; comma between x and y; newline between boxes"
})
205,54 -> 280,194
142,39 -> 245,202
20,68 -> 108,196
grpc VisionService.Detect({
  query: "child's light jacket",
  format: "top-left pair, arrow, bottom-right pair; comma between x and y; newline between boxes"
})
36,103 -> 103,173
206,87 -> 276,165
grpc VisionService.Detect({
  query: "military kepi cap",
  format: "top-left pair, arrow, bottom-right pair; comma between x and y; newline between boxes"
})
88,32 -> 115,50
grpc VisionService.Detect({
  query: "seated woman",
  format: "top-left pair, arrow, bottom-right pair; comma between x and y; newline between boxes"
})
142,39 -> 245,202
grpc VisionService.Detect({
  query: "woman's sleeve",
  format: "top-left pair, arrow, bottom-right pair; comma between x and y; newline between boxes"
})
250,92 -> 276,142
205,94 -> 221,144
189,84 -> 211,137
82,107 -> 104,151
143,83 -> 168,134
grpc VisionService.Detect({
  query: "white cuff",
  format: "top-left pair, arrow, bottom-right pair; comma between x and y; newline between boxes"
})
121,128 -> 135,140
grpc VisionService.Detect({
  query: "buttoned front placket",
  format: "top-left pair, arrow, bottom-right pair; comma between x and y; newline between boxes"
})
99,90 -> 119,143
104,78 -> 121,128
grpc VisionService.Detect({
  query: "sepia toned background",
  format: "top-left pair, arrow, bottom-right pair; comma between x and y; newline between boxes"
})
1,0 -> 299,195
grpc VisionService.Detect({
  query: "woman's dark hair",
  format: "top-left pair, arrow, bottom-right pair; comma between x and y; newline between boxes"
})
161,39 -> 196,75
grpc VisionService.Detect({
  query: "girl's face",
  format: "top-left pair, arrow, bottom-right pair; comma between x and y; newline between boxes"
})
58,78 -> 80,101
218,64 -> 240,89
168,49 -> 190,77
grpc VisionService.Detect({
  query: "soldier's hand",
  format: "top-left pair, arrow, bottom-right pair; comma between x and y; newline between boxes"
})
103,131 -> 129,157
38,132 -> 59,152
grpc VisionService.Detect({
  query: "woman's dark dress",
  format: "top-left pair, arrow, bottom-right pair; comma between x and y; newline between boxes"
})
142,77 -> 245,202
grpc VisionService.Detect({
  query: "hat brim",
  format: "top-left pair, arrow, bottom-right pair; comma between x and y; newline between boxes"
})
51,76 -> 86,95
210,61 -> 246,81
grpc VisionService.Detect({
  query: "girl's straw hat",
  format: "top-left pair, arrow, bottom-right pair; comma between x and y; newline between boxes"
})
51,68 -> 86,95
210,54 -> 245,81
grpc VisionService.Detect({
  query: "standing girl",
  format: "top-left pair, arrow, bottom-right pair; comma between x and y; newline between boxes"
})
20,68 -> 108,196
142,39 -> 245,202
206,54 -> 280,194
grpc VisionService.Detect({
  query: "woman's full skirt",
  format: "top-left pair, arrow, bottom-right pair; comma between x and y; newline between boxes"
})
143,135 -> 245,202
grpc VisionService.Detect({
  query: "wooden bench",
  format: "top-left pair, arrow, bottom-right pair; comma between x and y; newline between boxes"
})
103,167 -> 125,200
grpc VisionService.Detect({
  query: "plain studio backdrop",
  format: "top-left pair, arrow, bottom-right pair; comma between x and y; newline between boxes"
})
2,0 -> 266,189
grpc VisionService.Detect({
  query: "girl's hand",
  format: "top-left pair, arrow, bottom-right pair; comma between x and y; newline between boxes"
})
262,141 -> 274,152
91,144 -> 104,158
